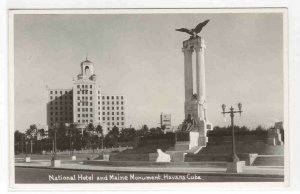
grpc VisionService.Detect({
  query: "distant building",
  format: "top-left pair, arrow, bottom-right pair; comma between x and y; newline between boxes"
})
47,58 -> 126,135
160,113 -> 171,133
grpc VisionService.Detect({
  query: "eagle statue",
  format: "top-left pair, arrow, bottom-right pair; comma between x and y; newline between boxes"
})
176,20 -> 209,38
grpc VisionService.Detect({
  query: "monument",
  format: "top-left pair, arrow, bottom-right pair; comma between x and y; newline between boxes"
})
176,20 -> 213,151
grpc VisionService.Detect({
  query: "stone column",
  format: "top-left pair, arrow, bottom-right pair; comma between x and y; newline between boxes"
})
195,38 -> 206,121
183,47 -> 194,118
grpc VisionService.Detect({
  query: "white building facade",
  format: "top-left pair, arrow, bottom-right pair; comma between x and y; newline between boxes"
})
47,58 -> 126,135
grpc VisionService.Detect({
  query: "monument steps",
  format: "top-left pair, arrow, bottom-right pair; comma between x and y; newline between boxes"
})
252,155 -> 284,166
198,143 -> 284,155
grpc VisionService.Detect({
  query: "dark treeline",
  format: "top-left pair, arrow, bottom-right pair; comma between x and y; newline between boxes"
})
14,123 -> 283,155
14,124 -> 165,155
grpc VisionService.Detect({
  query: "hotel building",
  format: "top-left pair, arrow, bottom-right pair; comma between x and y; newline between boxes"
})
47,58 -> 126,134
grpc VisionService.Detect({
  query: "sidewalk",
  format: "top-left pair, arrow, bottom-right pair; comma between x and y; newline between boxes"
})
15,159 -> 284,178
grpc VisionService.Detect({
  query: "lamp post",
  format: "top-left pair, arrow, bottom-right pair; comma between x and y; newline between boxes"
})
221,103 -> 243,162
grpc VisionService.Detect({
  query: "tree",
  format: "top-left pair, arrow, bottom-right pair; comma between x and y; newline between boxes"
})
149,127 -> 163,135
84,123 -> 95,151
104,126 -> 120,147
25,124 -> 38,154
119,127 -> 136,142
95,125 -> 103,150
136,124 -> 148,136
37,128 -> 46,153
14,130 -> 24,154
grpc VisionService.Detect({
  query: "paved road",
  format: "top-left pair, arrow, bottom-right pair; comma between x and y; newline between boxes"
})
15,166 -> 284,183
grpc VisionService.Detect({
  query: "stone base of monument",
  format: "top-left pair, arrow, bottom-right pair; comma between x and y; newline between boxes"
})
71,155 -> 76,160
51,159 -> 61,167
226,161 -> 245,173
25,157 -> 30,163
267,128 -> 283,146
156,149 -> 171,162
103,154 -> 110,161
175,120 -> 212,153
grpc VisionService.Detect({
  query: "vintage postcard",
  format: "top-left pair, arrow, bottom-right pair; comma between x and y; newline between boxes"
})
9,8 -> 288,190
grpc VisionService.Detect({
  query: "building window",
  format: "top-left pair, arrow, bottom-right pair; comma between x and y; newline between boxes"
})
77,91 -> 80,94
55,91 -> 57,94
78,114 -> 80,117
112,117 -> 114,120
102,96 -> 105,100
98,112 -> 100,115
103,112 -> 105,115
107,107 -> 110,110
90,102 -> 92,106
117,107 -> 119,110
60,91 -> 63,94
90,91 -> 92,94
117,112 -> 119,115
77,97 -> 80,100
90,85 -> 92,89
78,108 -> 80,111
90,114 -> 93,117
121,112 -> 124,115
90,108 -> 93,111
117,122 -> 119,125
121,102 -> 124,105
77,85 -> 80,88
107,117 -> 110,120
112,107 -> 114,110
50,91 -> 53,94
121,107 -> 124,110
103,117 -> 105,120
90,97 -> 92,100
112,96 -> 114,100
102,102 -> 104,105
117,117 -> 119,120
121,96 -> 123,99
122,117 -> 124,120
103,107 -> 105,110
107,101 -> 109,105
121,122 -> 124,125
117,101 -> 119,105
112,112 -> 114,115
112,102 -> 114,105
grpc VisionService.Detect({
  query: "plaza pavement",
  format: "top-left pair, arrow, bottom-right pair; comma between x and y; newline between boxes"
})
14,155 -> 284,178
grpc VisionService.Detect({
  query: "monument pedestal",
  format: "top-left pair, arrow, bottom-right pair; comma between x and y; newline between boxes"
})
51,159 -> 61,167
71,155 -> 76,160
226,161 -> 245,173
25,156 -> 30,163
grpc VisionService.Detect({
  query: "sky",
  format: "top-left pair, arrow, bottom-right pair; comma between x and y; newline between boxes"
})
13,12 -> 284,132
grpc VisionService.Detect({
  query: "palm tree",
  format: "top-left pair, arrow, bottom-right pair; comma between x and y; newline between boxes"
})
25,124 -> 38,155
37,128 -> 46,153
95,125 -> 103,151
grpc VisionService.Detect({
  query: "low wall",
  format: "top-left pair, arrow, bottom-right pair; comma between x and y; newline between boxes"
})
185,153 -> 258,166
208,134 -> 267,144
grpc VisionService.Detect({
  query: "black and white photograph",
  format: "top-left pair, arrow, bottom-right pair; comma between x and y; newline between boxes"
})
8,8 -> 288,189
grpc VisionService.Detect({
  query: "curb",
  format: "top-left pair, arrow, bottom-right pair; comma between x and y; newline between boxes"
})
15,165 -> 284,179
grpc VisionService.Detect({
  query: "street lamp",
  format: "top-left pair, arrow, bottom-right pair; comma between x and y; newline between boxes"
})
221,103 -> 243,162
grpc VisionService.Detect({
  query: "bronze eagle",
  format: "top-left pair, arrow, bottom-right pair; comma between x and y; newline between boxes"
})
176,20 -> 210,38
